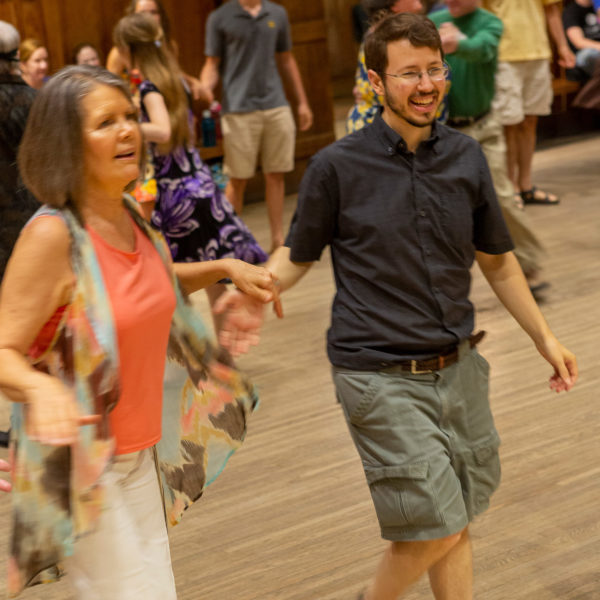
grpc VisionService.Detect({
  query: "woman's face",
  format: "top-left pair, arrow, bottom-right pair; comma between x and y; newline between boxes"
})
135,0 -> 161,25
21,46 -> 48,89
391,0 -> 423,13
77,46 -> 100,67
81,84 -> 142,196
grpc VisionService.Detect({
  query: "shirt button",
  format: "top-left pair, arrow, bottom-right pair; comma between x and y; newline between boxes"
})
387,146 -> 394,154
419,210 -> 427,217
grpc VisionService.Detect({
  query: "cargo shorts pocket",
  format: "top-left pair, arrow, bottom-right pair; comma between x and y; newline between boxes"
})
365,462 -> 444,529
334,371 -> 383,425
468,432 -> 501,514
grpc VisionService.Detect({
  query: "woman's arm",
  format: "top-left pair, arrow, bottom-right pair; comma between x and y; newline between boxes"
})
140,90 -> 171,144
106,46 -> 126,75
174,258 -> 279,304
0,217 -> 87,444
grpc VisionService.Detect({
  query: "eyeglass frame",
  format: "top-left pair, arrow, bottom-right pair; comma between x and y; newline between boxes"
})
382,63 -> 450,84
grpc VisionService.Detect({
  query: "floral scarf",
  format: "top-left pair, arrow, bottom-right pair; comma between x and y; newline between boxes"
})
7,196 -> 258,596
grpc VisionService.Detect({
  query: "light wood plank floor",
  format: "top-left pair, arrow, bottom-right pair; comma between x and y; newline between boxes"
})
0,133 -> 598,599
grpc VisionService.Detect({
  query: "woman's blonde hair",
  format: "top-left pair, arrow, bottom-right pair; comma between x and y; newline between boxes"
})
113,13 -> 189,151
19,38 -> 44,64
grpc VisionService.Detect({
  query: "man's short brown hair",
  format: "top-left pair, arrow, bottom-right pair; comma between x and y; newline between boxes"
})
364,13 -> 443,76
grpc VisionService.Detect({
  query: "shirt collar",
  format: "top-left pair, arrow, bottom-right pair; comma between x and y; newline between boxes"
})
371,109 -> 443,156
234,1 -> 271,18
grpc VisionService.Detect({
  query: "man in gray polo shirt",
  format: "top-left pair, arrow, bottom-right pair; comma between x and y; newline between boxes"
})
201,0 -> 313,252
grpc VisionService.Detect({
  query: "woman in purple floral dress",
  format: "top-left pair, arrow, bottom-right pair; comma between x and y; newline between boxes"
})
114,14 -> 267,297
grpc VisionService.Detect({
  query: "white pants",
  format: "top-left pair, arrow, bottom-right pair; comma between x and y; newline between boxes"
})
65,448 -> 177,600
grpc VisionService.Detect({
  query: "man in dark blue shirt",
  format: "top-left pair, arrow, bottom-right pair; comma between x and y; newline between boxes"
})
219,13 -> 577,600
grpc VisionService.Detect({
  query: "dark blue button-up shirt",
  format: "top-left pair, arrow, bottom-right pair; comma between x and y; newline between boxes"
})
285,114 -> 514,370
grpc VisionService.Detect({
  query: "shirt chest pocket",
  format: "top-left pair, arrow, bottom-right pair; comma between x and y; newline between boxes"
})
435,192 -> 474,248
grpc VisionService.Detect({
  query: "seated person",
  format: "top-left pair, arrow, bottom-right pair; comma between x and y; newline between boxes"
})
563,0 -> 600,77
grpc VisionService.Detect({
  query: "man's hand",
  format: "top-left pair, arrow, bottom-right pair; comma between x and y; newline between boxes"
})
535,335 -> 578,393
214,288 -> 282,356
297,102 -> 313,131
438,22 -> 463,55
556,44 -> 576,69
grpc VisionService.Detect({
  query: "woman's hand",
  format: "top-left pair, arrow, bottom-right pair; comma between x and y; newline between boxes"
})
24,375 -> 100,446
226,260 -> 281,309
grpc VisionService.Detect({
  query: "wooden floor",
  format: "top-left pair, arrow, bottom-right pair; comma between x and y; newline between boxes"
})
0,131 -> 599,599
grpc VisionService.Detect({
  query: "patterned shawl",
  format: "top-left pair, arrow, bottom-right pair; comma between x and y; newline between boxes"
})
7,196 -> 258,597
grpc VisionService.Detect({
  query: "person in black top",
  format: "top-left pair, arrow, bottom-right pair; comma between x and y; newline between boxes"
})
563,0 -> 600,77
0,21 -> 39,449
217,13 -> 578,600
0,21 -> 38,283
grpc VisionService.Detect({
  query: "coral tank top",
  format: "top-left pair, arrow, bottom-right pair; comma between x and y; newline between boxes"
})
86,218 -> 176,454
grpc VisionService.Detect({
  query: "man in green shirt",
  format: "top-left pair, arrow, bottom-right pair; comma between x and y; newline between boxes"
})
430,0 -> 548,297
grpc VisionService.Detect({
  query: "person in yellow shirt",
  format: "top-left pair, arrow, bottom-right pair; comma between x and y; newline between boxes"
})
482,0 -> 575,206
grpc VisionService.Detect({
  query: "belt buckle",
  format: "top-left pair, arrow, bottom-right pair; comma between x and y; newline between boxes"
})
410,360 -> 434,374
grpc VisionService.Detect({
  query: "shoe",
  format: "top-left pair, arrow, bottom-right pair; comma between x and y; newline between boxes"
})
520,187 -> 560,205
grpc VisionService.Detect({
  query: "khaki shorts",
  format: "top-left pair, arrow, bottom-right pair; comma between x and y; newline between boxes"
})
332,343 -> 501,542
492,59 -> 553,126
221,106 -> 296,179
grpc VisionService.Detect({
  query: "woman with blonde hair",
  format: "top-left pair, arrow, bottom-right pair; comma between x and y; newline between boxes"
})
114,13 -> 267,329
19,37 -> 48,89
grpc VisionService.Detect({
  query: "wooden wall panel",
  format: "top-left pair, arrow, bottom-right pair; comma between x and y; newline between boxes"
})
323,0 -> 360,92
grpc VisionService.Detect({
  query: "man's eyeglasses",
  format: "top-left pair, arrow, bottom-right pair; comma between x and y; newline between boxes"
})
383,64 -> 450,84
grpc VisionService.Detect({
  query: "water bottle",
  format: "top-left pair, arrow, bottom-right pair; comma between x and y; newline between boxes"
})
201,110 -> 217,147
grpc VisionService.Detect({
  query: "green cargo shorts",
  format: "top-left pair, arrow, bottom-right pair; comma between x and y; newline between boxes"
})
332,343 -> 500,542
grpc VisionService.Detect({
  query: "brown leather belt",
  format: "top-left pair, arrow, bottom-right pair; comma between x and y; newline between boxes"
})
392,331 -> 486,374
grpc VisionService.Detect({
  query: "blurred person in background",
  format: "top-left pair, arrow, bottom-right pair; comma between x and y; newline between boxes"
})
73,41 -> 102,67
108,0 -> 208,102
19,37 -> 48,89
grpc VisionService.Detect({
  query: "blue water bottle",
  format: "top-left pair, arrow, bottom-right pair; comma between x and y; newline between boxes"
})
201,110 -> 217,147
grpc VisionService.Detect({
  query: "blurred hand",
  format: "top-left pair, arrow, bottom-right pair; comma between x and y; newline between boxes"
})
0,459 -> 11,493
190,77 -> 214,104
214,289 -> 269,356
25,376 -> 100,446
297,102 -> 313,131
557,45 -> 576,69
439,22 -> 461,55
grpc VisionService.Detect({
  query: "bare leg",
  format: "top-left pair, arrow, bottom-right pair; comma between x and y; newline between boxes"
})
264,172 -> 285,252
428,527 -> 473,600
514,114 -> 537,193
364,531 -> 463,600
225,177 -> 249,215
205,282 -> 228,335
512,115 -> 558,202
